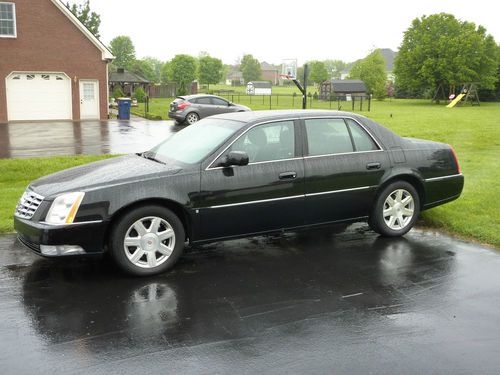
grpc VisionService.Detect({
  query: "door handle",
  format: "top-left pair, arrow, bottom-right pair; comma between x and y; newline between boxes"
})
366,162 -> 381,170
279,171 -> 297,180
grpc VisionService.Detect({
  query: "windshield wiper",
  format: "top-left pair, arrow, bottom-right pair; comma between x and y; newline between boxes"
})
141,151 -> 166,164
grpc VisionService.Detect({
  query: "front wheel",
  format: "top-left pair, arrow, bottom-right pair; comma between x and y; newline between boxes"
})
109,205 -> 185,276
369,181 -> 420,237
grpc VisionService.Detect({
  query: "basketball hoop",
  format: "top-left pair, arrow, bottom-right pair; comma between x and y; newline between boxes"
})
279,74 -> 294,80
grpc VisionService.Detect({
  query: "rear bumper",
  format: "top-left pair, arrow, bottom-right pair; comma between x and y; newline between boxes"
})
423,173 -> 464,209
168,111 -> 185,121
14,216 -> 108,256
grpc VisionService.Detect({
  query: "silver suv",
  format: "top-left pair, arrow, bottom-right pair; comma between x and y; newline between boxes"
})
168,94 -> 250,125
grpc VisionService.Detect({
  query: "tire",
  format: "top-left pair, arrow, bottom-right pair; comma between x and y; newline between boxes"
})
369,181 -> 420,237
109,205 -> 185,276
184,112 -> 199,125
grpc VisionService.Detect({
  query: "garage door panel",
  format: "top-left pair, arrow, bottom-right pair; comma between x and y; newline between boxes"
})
6,73 -> 72,121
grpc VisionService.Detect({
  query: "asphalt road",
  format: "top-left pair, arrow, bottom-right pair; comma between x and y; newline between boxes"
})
0,119 -> 178,158
1,224 -> 500,374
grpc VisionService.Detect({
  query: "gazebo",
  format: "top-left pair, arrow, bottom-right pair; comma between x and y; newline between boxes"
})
109,68 -> 150,97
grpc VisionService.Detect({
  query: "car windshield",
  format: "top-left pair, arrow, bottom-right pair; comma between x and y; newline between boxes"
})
150,118 -> 243,164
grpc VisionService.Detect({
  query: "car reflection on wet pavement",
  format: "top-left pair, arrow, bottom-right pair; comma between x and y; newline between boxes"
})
1,224 -> 500,374
0,119 -> 181,158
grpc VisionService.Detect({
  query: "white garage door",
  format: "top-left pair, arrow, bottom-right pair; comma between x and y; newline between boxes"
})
6,72 -> 72,121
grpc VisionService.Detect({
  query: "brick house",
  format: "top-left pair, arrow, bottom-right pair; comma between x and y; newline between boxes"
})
0,0 -> 113,122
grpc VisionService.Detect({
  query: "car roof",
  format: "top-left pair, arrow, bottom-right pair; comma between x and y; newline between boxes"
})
211,109 -> 365,123
177,94 -> 224,100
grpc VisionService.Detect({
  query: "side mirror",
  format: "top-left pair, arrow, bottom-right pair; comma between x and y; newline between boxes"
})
222,151 -> 249,167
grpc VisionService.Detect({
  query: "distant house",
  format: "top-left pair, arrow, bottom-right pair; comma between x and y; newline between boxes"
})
260,61 -> 279,85
246,81 -> 272,95
109,68 -> 150,97
226,68 -> 244,86
319,80 -> 367,100
0,0 -> 114,122
341,48 -> 398,81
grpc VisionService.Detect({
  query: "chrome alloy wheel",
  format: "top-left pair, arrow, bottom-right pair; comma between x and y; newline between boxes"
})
382,189 -> 415,230
123,216 -> 175,269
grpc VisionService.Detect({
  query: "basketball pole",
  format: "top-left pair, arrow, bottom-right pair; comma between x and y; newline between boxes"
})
291,64 -> 307,109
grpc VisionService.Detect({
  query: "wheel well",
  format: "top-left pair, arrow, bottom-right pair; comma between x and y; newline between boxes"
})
103,198 -> 192,251
377,174 -> 425,206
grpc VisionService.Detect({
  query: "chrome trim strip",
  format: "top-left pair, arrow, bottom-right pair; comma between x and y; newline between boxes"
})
206,118 -> 300,170
303,149 -> 384,159
305,186 -> 372,197
425,173 -> 463,182
40,220 -> 104,226
206,194 -> 304,209
204,185 -> 375,209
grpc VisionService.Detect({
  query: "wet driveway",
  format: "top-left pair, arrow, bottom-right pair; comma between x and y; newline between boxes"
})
0,119 -> 179,158
1,225 -> 500,374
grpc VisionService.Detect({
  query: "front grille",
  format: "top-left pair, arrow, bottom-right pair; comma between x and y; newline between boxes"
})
15,190 -> 44,220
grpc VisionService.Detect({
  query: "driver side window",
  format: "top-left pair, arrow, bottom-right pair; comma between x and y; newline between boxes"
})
229,121 -> 295,163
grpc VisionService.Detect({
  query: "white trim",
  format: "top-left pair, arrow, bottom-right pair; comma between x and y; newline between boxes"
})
0,2 -> 16,38
425,173 -> 463,182
40,220 -> 103,226
50,0 -> 114,60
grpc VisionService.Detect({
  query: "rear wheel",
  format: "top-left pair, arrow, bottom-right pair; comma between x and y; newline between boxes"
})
369,181 -> 420,237
109,205 -> 185,276
184,112 -> 199,125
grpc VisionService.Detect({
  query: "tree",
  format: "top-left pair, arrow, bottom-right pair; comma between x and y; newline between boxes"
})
198,55 -> 224,90
308,61 -> 329,86
394,13 -> 498,93
170,54 -> 197,94
240,54 -> 262,83
161,61 -> 172,83
130,57 -> 163,83
66,1 -> 101,37
109,36 -> 136,70
323,60 -> 347,79
349,49 -> 387,99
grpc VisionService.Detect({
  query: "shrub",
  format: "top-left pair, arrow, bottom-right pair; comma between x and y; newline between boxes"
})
112,87 -> 124,99
133,87 -> 146,103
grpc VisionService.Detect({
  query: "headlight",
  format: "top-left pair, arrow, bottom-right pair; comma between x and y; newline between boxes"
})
45,192 -> 85,224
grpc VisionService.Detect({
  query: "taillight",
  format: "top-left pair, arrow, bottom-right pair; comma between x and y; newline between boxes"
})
448,145 -> 461,174
177,102 -> 190,110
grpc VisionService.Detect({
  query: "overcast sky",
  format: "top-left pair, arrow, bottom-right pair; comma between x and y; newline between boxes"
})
77,0 -> 499,65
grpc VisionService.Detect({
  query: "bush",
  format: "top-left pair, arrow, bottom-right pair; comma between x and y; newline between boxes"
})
112,87 -> 124,99
177,86 -> 188,96
133,87 -> 146,103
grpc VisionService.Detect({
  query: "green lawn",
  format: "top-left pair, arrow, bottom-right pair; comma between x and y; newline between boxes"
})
1,99 -> 499,247
0,155 -> 115,234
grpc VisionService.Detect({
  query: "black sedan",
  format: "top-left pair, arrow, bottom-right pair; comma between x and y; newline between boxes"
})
14,110 -> 464,276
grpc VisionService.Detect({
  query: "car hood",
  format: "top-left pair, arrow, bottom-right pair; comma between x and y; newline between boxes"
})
30,154 -> 183,198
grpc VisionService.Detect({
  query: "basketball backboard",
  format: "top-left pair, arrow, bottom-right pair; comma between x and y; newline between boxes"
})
281,59 -> 298,80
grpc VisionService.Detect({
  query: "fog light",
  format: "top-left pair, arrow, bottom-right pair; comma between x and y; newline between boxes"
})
40,245 -> 85,256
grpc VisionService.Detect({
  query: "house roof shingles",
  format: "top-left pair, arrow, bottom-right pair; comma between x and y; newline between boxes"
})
109,70 -> 150,84
330,80 -> 367,93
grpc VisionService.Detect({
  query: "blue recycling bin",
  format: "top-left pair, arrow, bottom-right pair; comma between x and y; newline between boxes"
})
117,98 -> 132,120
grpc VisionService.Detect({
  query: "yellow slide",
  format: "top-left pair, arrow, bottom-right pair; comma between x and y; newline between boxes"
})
446,93 -> 465,108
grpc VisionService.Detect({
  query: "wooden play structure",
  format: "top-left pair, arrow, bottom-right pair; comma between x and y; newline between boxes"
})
433,83 -> 480,107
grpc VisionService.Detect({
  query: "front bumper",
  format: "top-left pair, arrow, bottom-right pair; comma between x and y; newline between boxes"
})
14,216 -> 108,256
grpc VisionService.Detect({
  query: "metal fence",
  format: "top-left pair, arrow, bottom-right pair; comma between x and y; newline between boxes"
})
214,91 -> 371,111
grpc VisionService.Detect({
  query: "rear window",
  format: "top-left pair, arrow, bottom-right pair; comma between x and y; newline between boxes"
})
345,119 -> 379,151
305,118 -> 354,156
195,97 -> 212,105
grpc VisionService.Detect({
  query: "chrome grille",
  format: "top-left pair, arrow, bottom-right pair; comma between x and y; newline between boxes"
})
15,190 -> 44,220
